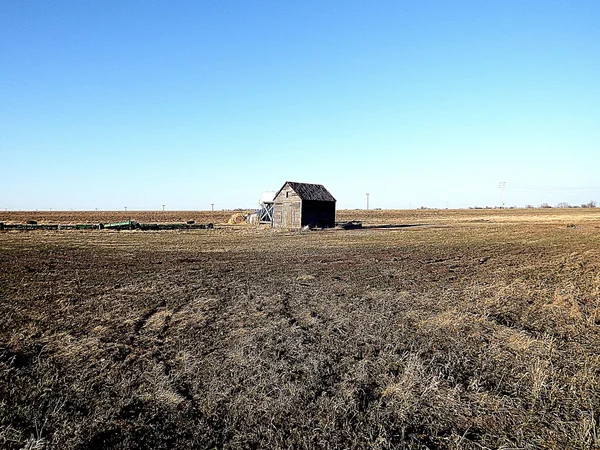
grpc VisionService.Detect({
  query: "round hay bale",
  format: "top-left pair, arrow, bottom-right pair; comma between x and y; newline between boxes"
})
227,213 -> 246,225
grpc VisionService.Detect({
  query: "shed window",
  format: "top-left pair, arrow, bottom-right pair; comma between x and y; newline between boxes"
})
286,192 -> 289,198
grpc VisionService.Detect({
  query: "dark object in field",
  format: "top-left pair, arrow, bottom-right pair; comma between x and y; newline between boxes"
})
137,222 -> 215,230
336,221 -> 363,230
26,220 -> 37,225
4,220 -> 215,231
104,220 -> 138,230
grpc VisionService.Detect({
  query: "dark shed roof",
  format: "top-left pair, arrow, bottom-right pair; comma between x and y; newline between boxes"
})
276,182 -> 336,202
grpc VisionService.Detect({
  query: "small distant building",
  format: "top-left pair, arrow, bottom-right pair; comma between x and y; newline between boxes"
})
272,181 -> 336,229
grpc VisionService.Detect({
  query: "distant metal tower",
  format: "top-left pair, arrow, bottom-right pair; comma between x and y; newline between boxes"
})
366,193 -> 370,210
258,192 -> 275,224
499,182 -> 506,208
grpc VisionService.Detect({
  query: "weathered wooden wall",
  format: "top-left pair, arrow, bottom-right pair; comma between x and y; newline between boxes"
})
273,184 -> 302,228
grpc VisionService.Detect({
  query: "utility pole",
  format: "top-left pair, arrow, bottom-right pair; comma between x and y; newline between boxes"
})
499,182 -> 506,208
366,193 -> 370,210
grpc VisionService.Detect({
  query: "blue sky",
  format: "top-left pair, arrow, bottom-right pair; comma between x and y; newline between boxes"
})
1,1 -> 599,210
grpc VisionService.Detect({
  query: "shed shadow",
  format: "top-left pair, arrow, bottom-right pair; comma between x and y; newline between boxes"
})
362,223 -> 431,230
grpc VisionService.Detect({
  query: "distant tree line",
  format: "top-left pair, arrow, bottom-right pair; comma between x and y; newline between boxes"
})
467,201 -> 597,210
553,200 -> 597,208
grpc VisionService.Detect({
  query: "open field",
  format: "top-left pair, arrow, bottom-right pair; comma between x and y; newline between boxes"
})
0,210 -> 234,226
2,209 -> 600,449
3,207 -> 600,226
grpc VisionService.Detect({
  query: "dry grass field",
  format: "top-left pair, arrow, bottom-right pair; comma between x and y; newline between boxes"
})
1,209 -> 600,449
0,210 -> 234,226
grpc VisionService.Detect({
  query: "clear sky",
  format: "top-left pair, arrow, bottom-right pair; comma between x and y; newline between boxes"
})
1,1 -> 599,210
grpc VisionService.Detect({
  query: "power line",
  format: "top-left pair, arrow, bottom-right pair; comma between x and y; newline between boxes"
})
504,183 -> 600,192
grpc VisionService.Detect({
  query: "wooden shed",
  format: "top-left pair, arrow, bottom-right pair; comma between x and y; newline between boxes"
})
272,181 -> 336,229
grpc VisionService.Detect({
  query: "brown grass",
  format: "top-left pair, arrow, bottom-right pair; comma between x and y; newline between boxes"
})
1,209 -> 600,449
0,210 -> 235,225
